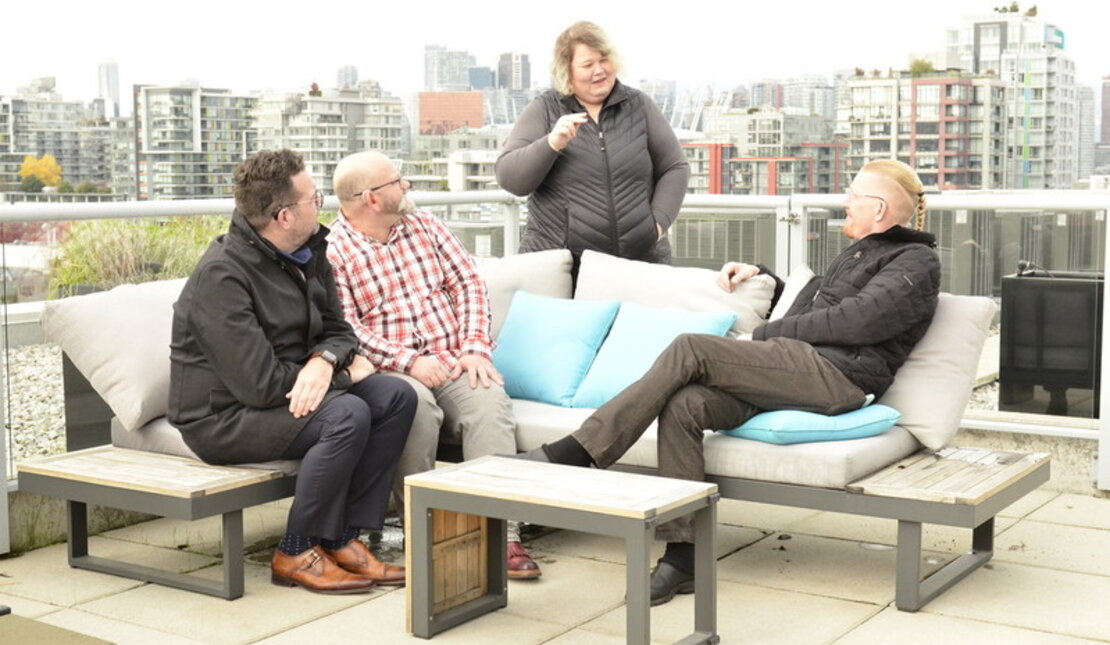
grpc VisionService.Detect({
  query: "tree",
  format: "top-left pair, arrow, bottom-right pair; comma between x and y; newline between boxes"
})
76,180 -> 99,193
18,154 -> 62,187
19,175 -> 44,193
57,180 -> 74,193
910,59 -> 936,77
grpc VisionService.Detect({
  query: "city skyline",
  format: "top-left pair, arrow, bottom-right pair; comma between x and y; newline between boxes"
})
4,0 -> 1106,110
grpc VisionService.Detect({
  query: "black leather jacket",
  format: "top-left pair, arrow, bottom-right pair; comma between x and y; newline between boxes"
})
753,226 -> 941,396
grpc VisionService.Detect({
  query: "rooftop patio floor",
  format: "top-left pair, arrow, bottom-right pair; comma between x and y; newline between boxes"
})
2,490 -> 1109,644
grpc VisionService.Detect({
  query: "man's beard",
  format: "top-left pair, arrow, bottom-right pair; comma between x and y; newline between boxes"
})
395,194 -> 416,215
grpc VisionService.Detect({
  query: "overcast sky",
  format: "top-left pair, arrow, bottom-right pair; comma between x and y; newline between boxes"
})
2,0 -> 1105,110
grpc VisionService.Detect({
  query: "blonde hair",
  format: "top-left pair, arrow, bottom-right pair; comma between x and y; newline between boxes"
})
550,21 -> 622,95
860,159 -> 927,230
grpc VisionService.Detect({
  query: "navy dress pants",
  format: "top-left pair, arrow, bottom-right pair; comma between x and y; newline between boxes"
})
281,374 -> 416,540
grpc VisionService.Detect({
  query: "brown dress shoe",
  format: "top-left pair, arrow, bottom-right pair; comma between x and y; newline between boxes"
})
507,540 -> 542,579
271,546 -> 376,594
325,538 -> 406,586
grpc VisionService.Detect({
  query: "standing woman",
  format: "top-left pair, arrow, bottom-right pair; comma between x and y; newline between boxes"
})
495,21 -> 689,275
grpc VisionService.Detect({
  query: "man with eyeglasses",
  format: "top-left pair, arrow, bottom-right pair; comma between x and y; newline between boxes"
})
169,149 -> 418,594
326,151 -> 542,580
514,159 -> 940,604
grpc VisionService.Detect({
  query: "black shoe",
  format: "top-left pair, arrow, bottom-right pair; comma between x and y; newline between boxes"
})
506,447 -> 551,462
649,561 -> 695,606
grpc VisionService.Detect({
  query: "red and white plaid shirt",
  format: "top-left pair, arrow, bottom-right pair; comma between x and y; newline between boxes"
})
326,209 -> 493,373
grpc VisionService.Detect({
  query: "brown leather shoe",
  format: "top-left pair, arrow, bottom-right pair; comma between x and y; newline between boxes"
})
325,538 -> 406,586
271,546 -> 376,594
507,540 -> 542,579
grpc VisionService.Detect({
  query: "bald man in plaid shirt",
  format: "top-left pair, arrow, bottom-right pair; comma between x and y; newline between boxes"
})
327,151 -> 541,579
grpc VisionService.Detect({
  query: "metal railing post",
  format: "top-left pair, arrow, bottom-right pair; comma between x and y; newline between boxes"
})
1099,207 -> 1110,491
501,200 -> 520,257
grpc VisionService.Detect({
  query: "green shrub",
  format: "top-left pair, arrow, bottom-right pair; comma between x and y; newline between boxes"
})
49,216 -> 230,297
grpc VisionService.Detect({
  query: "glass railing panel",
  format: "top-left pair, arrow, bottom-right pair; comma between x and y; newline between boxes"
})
671,209 -> 779,271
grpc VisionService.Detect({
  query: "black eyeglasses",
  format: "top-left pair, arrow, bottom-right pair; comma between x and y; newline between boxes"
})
350,176 -> 408,198
273,190 -> 324,218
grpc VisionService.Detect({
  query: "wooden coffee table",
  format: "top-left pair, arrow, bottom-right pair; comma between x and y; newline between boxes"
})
405,456 -> 719,645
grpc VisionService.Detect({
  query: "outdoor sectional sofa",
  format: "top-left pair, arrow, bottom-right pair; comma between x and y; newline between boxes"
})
19,246 -> 1049,609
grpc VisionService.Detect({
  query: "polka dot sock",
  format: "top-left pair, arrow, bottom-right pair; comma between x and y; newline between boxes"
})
278,533 -> 320,556
321,526 -> 361,551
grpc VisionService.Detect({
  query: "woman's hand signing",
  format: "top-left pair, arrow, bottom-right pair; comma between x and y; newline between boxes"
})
548,113 -> 588,152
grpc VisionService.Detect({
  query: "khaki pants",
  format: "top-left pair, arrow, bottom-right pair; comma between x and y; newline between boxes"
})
573,334 -> 866,542
385,372 -> 520,541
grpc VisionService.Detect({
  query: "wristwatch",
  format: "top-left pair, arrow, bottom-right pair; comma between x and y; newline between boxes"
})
312,350 -> 338,367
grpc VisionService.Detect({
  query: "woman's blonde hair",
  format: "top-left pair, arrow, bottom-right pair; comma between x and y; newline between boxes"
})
550,21 -> 622,96
860,159 -> 927,230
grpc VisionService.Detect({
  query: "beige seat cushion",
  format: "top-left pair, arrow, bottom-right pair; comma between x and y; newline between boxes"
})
112,417 -> 300,476
511,399 -> 920,488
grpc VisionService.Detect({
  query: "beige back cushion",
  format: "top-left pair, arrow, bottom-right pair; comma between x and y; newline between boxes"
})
769,264 -> 816,321
879,293 -> 996,451
42,279 -> 186,431
574,250 -> 774,335
475,249 -> 573,339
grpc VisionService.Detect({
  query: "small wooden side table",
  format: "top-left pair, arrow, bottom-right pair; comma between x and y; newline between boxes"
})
405,456 -> 719,645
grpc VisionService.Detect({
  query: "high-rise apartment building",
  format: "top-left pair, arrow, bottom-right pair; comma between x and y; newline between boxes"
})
839,71 -> 1007,190
497,53 -> 530,91
749,80 -> 783,109
0,78 -> 85,188
639,79 -> 678,124
1078,85 -> 1095,180
682,143 -> 736,194
417,91 -> 483,135
424,45 -> 475,92
699,106 -> 845,195
134,84 -> 257,200
946,12 -> 1079,188
469,67 -> 494,90
336,65 -> 358,89
98,59 -> 120,118
783,75 -> 837,121
1101,76 -> 1110,143
108,116 -> 136,197
255,80 -> 404,192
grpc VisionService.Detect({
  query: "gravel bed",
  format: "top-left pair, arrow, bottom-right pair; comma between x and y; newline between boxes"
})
4,343 -> 66,476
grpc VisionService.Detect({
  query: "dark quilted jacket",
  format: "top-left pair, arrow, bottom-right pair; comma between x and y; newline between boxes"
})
752,226 -> 941,397
496,81 -> 689,263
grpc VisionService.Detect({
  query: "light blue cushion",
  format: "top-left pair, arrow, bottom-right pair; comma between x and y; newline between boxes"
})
493,291 -> 619,406
718,405 -> 901,445
571,303 -> 737,408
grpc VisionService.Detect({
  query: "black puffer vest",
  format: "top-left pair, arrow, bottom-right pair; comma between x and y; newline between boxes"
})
521,81 -> 661,262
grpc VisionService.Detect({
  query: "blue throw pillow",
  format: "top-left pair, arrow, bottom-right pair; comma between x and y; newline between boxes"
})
493,291 -> 619,406
571,303 -> 737,408
718,405 -> 901,445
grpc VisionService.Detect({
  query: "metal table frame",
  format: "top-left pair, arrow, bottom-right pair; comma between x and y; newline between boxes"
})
408,484 -> 720,645
18,469 -> 295,600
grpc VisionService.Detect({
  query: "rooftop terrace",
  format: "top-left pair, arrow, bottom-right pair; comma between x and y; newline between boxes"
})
1,189 -> 1110,643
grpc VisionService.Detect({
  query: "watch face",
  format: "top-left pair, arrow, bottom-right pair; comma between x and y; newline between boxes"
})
320,350 -> 338,365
